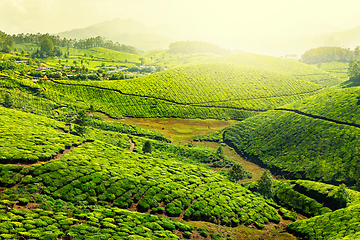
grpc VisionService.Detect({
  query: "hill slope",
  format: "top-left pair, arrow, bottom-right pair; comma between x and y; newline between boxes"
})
207,52 -> 342,86
43,63 -> 322,120
0,106 -> 282,239
223,86 -> 360,185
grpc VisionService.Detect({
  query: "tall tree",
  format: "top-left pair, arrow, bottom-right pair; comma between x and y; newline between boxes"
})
228,163 -> 246,182
142,140 -> 152,154
40,38 -> 54,56
257,170 -> 275,198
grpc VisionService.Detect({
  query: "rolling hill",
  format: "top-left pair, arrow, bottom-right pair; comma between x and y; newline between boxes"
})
0,105 -> 284,239
207,52 -> 343,86
223,86 -> 360,186
41,63 -> 323,120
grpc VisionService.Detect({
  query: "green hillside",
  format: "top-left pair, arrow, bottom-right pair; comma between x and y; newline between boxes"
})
207,52 -> 342,86
43,63 -> 322,120
312,61 -> 349,82
0,106 -> 284,239
223,87 -> 360,186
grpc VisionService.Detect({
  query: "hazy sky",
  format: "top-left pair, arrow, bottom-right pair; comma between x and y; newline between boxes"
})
2,0 -> 360,54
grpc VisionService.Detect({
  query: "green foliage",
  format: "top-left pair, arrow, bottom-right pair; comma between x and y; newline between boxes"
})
301,46 -> 354,64
4,140 -> 280,227
216,146 -> 224,158
142,140 -> 152,154
42,62 -> 322,120
224,107 -> 360,185
3,93 -> 12,108
257,170 -> 274,199
0,106 -> 83,164
228,163 -> 246,182
208,52 -> 342,86
288,203 -> 360,240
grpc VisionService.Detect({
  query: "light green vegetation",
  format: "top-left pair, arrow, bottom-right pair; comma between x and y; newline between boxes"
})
207,52 -> 342,86
142,49 -> 217,68
74,63 -> 321,106
285,86 -> 360,125
312,61 -> 349,82
0,106 -> 83,163
0,202 -> 194,239
47,63 -> 322,120
0,139 -> 281,228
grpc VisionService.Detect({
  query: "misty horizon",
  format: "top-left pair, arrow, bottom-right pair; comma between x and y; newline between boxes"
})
2,0 -> 360,56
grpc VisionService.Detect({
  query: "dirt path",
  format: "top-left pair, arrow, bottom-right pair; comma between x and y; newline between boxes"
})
8,140 -> 93,166
128,136 -> 135,152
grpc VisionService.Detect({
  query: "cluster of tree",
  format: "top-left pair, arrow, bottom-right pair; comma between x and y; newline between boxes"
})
347,59 -> 360,80
168,41 -> 231,55
31,38 -> 62,58
301,46 -> 360,64
0,31 -> 14,53
11,32 -> 139,54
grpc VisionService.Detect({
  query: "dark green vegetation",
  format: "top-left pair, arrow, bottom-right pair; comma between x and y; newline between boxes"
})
301,46 -> 360,64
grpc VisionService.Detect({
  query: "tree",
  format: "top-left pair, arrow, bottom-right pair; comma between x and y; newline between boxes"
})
142,140 -> 152,154
355,46 -> 360,60
228,163 -> 246,182
40,38 -> 54,56
216,146 -> 225,159
139,57 -> 146,65
257,170 -> 275,198
74,109 -> 88,135
3,93 -> 13,108
333,184 -> 349,207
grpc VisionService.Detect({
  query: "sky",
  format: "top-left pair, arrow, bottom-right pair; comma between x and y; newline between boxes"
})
2,0 -> 360,55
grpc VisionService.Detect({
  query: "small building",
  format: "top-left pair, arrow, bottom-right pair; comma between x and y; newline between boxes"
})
39,65 -> 49,70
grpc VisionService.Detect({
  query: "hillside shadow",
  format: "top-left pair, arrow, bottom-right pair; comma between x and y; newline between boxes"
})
340,77 -> 360,88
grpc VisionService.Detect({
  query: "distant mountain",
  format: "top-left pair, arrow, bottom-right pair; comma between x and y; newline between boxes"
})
264,24 -> 360,57
313,25 -> 360,48
58,18 -> 175,51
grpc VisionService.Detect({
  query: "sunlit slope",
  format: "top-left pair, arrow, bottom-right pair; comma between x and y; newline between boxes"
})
73,47 -> 142,63
224,87 -> 360,185
207,52 -> 342,86
286,86 -> 360,125
0,106 -> 83,163
287,181 -> 360,240
48,63 -> 322,119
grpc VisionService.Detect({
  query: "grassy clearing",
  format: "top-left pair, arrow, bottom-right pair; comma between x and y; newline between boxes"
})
93,112 -> 238,143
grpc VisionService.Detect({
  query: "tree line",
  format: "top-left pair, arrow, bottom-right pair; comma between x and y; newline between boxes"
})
0,31 -> 140,55
301,46 -> 360,64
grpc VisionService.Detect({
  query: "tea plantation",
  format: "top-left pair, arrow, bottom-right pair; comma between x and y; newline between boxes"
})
207,52 -> 342,86
39,63 -> 322,120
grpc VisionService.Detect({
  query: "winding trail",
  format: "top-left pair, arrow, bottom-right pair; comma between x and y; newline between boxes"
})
128,136 -> 135,152
5,140 -> 93,166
